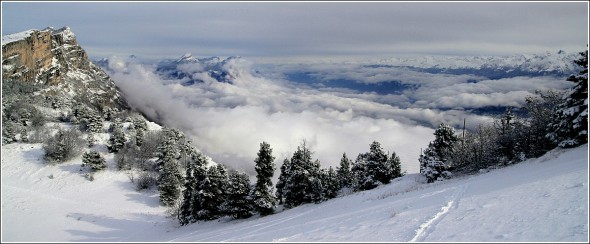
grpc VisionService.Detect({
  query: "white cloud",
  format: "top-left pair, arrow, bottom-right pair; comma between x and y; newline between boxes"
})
108,57 -> 436,177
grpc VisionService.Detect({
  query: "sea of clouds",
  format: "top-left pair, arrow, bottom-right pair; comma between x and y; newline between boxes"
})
105,56 -> 571,177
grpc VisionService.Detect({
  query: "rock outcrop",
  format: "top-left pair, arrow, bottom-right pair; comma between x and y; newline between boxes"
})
2,26 -> 127,111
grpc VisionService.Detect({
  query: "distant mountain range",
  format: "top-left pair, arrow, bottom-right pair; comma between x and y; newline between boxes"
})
371,50 -> 580,78
95,50 -> 581,89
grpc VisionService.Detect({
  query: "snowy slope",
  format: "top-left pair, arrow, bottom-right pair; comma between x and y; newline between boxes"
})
1,143 -> 588,242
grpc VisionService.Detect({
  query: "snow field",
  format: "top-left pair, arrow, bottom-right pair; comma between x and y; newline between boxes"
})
1,142 -> 588,242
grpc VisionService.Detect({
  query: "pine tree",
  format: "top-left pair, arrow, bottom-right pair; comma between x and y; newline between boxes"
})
179,151 -> 208,225
198,164 -> 228,220
431,123 -> 459,163
388,151 -> 404,179
282,141 -> 324,208
308,159 -> 324,203
419,147 -> 448,183
225,170 -> 254,219
107,119 -> 126,153
82,150 -> 106,171
336,153 -> 354,189
252,141 -> 276,216
322,166 -> 340,200
419,123 -> 457,183
85,111 -> 103,134
353,141 -> 391,191
157,134 -> 183,207
495,108 -> 519,163
275,158 -> 291,204
548,50 -> 588,148
133,118 -> 147,147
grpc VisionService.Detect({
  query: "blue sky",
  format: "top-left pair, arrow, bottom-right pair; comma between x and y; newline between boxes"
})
2,1 -> 588,60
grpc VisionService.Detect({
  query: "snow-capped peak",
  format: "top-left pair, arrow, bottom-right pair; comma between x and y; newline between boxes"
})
2,29 -> 36,46
177,52 -> 197,63
52,26 -> 76,42
2,26 -> 77,46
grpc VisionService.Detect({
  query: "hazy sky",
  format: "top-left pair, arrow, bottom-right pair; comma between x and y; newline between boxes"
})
2,1 -> 588,60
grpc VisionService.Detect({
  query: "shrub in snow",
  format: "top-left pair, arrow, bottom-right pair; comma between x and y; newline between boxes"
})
136,171 -> 158,191
43,128 -> 84,163
28,126 -> 51,143
82,150 -> 106,171
2,122 -> 18,144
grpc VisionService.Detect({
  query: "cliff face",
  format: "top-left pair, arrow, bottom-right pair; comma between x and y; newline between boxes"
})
2,27 -> 127,111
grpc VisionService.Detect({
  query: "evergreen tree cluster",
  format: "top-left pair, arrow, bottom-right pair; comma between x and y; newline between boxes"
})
176,140 -> 404,225
277,141 -> 404,209
418,48 -> 588,183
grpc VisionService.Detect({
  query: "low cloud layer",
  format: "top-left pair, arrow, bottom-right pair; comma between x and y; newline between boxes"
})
107,55 -> 574,178
108,57 -> 437,176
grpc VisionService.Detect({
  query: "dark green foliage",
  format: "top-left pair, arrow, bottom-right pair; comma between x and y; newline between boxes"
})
87,132 -> 96,147
275,158 -> 290,204
107,119 -> 126,153
132,118 -> 148,147
117,130 -> 165,170
322,166 -> 340,200
3,101 -> 45,127
225,170 -> 254,219
82,150 -> 106,171
281,142 -> 324,208
420,123 -> 458,183
2,122 -> 18,144
43,128 -> 84,163
179,151 -> 209,225
197,165 -> 228,220
71,105 -> 103,133
253,141 -> 276,215
420,147 -> 449,183
336,153 -> 354,189
157,131 -> 183,207
548,50 -> 588,148
388,152 -> 404,179
352,141 -> 392,191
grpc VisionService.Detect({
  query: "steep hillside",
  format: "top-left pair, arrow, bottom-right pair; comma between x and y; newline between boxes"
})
2,141 -> 587,242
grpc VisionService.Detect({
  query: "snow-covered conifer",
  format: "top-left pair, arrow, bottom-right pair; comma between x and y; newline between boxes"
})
82,150 -> 106,171
336,153 -> 354,189
548,50 -> 588,148
224,170 -> 253,219
253,141 -> 276,216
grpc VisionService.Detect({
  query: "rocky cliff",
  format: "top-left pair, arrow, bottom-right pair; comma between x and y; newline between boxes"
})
2,26 -> 127,111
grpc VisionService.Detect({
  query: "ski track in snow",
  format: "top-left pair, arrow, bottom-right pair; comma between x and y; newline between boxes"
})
2,143 -> 587,242
410,184 -> 468,242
